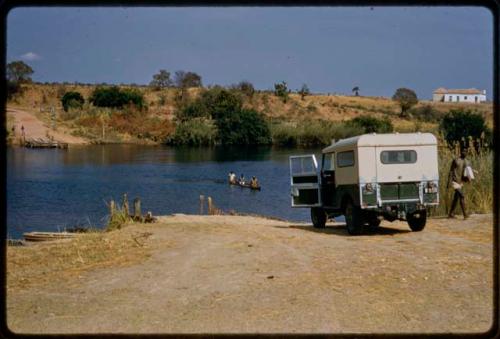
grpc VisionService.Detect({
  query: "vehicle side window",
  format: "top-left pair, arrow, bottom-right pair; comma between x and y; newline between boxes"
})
322,153 -> 335,171
380,150 -> 417,164
337,151 -> 354,168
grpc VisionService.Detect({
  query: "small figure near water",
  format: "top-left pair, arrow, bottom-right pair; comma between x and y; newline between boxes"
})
239,174 -> 246,185
250,176 -> 259,189
228,171 -> 237,184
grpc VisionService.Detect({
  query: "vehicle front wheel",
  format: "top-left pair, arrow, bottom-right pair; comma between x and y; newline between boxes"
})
345,200 -> 363,235
311,207 -> 327,228
407,210 -> 427,231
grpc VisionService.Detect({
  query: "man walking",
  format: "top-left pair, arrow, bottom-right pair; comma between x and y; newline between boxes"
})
447,149 -> 471,219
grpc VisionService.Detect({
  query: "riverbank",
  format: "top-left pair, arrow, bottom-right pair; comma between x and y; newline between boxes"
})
7,213 -> 493,334
7,83 -> 494,146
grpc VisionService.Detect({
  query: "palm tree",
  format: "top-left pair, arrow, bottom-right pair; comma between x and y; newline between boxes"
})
352,86 -> 360,96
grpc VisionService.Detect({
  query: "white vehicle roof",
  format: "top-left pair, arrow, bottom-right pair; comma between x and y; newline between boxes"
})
322,132 -> 437,153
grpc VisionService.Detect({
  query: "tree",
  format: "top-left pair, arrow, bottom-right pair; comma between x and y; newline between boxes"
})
439,109 -> 491,149
392,88 -> 418,117
174,70 -> 202,88
274,81 -> 289,103
215,108 -> 271,145
7,60 -> 34,83
298,84 -> 310,100
89,86 -> 145,109
177,86 -> 242,121
176,87 -> 270,145
61,91 -> 85,111
149,69 -> 172,90
352,86 -> 360,96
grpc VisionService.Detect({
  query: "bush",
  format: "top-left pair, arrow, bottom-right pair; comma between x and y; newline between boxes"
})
89,86 -> 145,109
168,118 -> 217,146
274,81 -> 289,103
174,87 -> 270,145
439,109 -> 491,149
409,104 -> 441,122
346,115 -> 393,133
270,120 -> 363,147
215,108 -> 271,145
6,80 -> 23,100
232,81 -> 255,98
177,87 -> 242,121
61,91 -> 84,111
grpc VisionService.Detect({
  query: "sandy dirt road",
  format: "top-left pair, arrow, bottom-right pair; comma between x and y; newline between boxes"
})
6,214 -> 494,335
7,107 -> 87,144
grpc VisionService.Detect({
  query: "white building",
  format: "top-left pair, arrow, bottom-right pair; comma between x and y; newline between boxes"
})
433,88 -> 487,103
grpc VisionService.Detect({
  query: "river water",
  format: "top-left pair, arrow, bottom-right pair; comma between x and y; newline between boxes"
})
7,145 -> 322,239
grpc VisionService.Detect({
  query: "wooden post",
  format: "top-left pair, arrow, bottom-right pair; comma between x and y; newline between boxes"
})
199,195 -> 205,215
122,193 -> 130,217
110,200 -> 116,220
207,197 -> 213,215
133,197 -> 141,221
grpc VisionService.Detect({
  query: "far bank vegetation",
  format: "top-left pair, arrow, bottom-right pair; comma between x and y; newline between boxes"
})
6,64 -> 493,147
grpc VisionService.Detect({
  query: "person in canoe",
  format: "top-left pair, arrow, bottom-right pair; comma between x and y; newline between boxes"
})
228,171 -> 237,184
239,174 -> 246,185
250,176 -> 259,189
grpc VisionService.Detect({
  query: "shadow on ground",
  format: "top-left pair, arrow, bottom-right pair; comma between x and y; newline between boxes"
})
282,224 -> 411,236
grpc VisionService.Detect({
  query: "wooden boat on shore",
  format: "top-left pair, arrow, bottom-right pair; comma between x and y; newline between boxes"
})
229,182 -> 261,191
23,138 -> 68,149
23,231 -> 77,242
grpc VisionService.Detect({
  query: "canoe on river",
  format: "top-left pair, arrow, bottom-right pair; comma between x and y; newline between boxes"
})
229,182 -> 261,191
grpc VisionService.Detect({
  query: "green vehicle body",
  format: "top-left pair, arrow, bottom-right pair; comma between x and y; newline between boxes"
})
290,133 -> 440,234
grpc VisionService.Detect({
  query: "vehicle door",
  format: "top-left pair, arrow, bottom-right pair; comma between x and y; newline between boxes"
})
289,155 -> 321,207
320,152 -> 336,207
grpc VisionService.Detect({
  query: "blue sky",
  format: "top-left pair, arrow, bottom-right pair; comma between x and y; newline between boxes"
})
6,6 -> 493,99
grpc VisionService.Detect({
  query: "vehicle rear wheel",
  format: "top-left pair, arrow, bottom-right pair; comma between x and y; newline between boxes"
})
311,207 -> 327,228
368,215 -> 381,229
345,200 -> 363,235
407,210 -> 427,231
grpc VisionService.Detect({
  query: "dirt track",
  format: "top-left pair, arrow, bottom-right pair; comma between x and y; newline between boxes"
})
7,107 -> 87,144
6,214 -> 493,334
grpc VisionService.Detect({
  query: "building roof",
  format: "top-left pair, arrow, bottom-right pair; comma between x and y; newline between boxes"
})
322,133 -> 437,153
433,88 -> 483,95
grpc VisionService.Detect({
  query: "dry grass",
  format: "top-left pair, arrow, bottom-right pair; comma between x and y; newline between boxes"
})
7,227 -> 152,292
431,140 -> 494,216
11,84 -> 493,131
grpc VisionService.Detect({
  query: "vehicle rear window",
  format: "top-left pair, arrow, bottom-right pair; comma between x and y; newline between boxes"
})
380,150 -> 417,164
291,156 -> 316,175
337,151 -> 355,167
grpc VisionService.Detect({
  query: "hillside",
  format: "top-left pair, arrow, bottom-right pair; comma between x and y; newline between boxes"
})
6,83 -> 493,145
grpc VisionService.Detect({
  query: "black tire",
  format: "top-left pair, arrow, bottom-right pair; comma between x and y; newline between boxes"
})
407,210 -> 427,232
368,216 -> 381,229
311,207 -> 327,228
344,200 -> 363,235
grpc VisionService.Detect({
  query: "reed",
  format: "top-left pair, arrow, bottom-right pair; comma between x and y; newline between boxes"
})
270,120 -> 363,147
432,139 -> 493,216
106,203 -> 130,231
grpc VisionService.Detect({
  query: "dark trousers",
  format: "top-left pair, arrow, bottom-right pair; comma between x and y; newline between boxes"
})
449,188 -> 467,217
